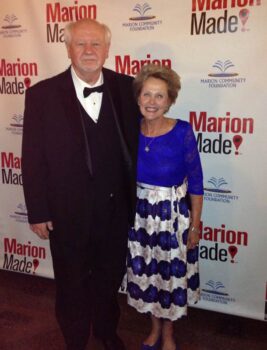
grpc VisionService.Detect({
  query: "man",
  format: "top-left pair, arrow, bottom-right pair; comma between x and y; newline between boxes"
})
22,19 -> 139,350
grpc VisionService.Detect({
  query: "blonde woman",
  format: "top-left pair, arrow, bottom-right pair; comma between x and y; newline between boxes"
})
127,64 -> 203,350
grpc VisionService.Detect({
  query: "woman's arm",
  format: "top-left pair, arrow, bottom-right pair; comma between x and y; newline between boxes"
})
187,194 -> 203,249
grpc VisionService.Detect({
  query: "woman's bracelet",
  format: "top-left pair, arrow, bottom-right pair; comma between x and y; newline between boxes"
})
190,226 -> 200,234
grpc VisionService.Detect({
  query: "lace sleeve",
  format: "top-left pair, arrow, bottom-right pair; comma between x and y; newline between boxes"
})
183,124 -> 204,195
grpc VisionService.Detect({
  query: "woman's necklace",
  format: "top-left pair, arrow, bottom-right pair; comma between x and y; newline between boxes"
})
144,136 -> 156,152
142,117 -> 175,152
143,120 -> 162,152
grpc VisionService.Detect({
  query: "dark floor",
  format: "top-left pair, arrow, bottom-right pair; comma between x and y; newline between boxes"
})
0,269 -> 266,350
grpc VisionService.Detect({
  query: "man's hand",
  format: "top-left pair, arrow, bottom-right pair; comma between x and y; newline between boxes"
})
30,221 -> 53,240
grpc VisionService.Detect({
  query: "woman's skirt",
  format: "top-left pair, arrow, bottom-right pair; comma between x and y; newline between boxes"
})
127,181 -> 200,321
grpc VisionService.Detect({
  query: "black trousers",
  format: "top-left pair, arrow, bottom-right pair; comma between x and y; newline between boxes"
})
49,193 -> 129,350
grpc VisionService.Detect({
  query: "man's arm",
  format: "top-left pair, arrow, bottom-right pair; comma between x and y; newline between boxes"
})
22,86 -> 52,226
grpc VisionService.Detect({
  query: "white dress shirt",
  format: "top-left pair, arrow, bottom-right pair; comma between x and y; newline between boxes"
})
71,66 -> 103,123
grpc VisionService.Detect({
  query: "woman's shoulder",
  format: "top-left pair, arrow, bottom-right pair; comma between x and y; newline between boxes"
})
176,119 -> 192,129
170,119 -> 193,135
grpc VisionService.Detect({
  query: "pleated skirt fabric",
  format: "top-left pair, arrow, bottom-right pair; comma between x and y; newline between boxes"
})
127,181 -> 200,321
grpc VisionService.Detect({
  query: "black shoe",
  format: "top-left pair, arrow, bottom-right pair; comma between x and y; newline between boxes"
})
101,334 -> 126,350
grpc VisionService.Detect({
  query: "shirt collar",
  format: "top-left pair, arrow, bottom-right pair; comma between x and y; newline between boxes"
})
71,66 -> 104,97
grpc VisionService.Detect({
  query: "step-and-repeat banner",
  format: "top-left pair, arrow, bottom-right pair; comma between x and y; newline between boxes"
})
1,0 -> 266,321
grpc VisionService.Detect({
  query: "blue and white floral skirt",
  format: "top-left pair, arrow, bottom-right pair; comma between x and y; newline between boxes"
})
127,181 -> 200,321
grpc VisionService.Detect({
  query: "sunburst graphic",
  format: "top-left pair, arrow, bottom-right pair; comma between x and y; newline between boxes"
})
10,114 -> 23,127
14,203 -> 28,216
208,60 -> 238,77
202,280 -> 229,296
204,177 -> 232,193
129,3 -> 155,21
2,14 -> 21,29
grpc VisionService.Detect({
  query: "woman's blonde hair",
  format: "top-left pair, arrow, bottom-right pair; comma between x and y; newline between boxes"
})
133,64 -> 181,105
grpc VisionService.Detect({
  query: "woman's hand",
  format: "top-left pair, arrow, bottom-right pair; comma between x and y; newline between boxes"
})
187,225 -> 200,250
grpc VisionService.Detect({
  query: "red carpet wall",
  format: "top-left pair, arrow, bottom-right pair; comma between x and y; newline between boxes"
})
0,0 -> 266,321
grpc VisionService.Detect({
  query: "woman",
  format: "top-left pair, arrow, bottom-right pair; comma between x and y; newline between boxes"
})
127,64 -> 204,350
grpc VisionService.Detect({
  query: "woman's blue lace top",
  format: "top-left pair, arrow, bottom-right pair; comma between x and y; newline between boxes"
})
137,119 -> 204,194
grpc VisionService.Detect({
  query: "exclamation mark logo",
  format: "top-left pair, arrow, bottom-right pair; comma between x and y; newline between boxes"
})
233,135 -> 243,155
32,259 -> 39,274
239,9 -> 250,32
24,77 -> 31,89
228,245 -> 238,263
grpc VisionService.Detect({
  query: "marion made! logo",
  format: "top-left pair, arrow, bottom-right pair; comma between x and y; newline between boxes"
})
2,237 -> 46,275
46,0 -> 97,43
1,151 -> 22,185
0,58 -> 37,95
199,220 -> 248,264
190,0 -> 262,35
190,110 -> 254,155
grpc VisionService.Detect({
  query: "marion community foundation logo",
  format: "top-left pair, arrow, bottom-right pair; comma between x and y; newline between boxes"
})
201,280 -> 236,305
9,203 -> 28,224
204,177 -> 239,204
0,14 -> 27,38
6,113 -> 23,135
200,60 -> 246,88
122,3 -> 162,31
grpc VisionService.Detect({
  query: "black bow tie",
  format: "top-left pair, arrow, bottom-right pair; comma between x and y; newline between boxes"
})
83,85 -> 104,98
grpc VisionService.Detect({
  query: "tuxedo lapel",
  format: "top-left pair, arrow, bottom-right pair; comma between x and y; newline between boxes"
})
58,68 -> 93,176
103,69 -> 132,172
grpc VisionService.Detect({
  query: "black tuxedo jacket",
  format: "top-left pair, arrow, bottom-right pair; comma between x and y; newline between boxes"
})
22,67 -> 139,239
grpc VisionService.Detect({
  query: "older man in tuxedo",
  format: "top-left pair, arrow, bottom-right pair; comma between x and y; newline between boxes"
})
22,18 -> 139,350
